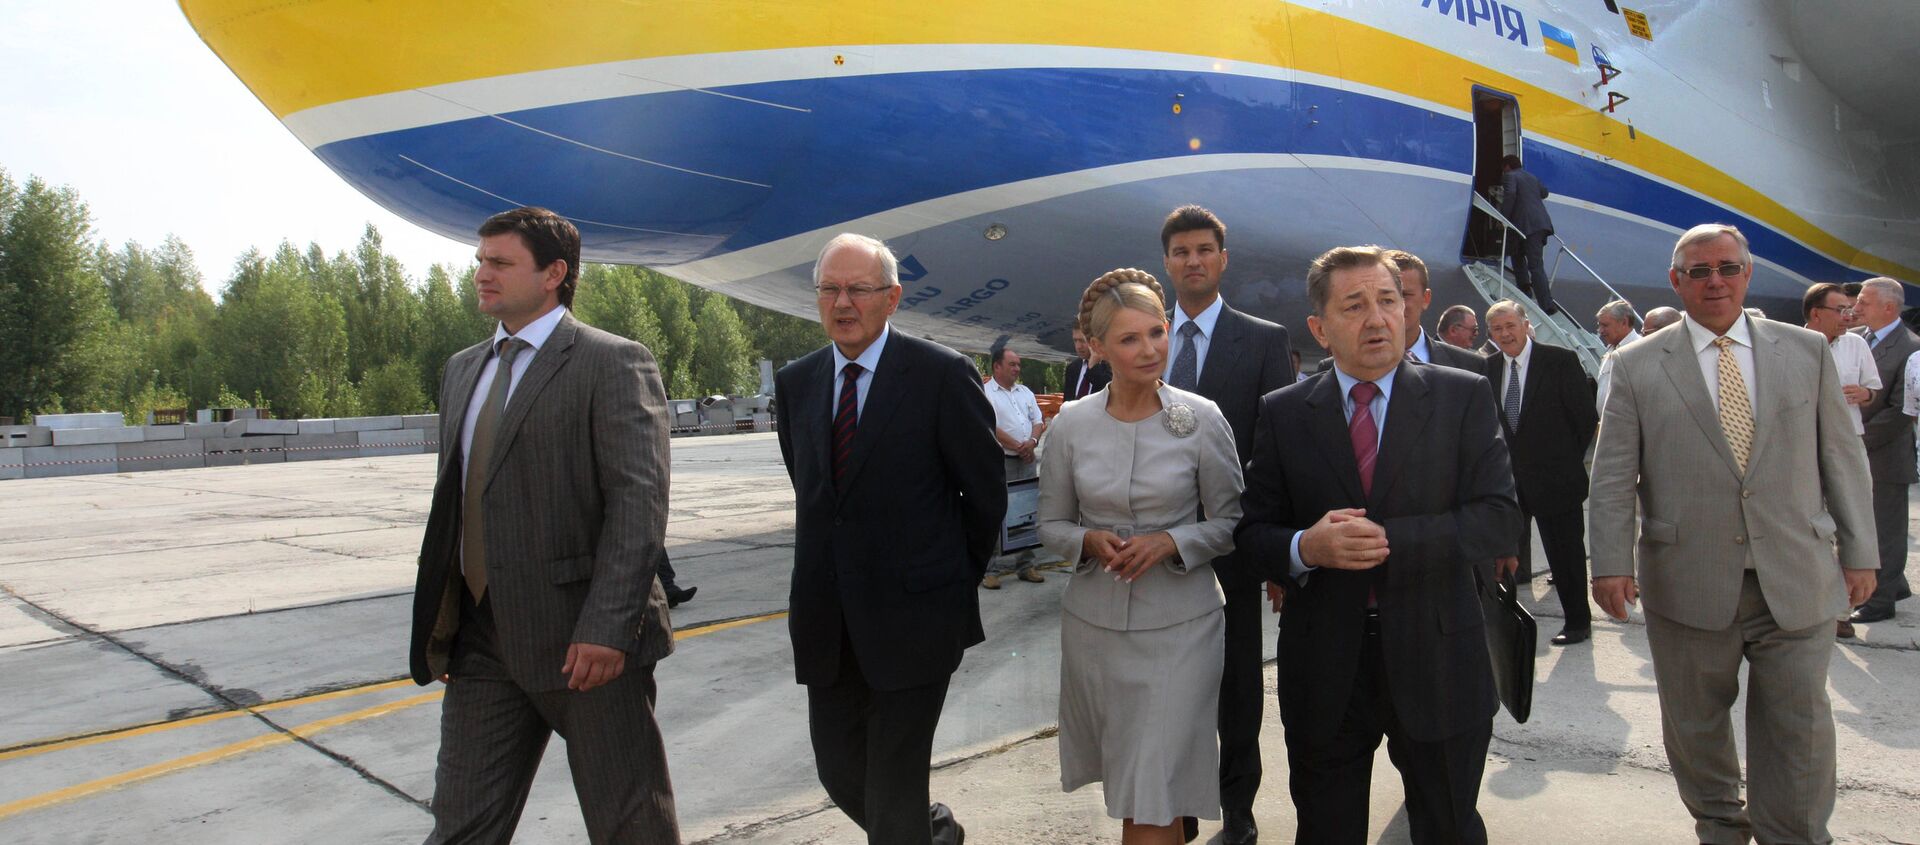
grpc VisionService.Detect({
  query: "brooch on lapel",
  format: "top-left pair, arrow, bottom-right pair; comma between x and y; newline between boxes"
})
1163,403 -> 1198,438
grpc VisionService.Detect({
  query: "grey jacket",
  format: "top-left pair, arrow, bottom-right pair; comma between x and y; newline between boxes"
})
1588,318 -> 1875,632
1499,167 -> 1554,236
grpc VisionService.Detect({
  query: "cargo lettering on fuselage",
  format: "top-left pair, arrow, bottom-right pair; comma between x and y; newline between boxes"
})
1421,0 -> 1530,45
940,278 -> 1012,318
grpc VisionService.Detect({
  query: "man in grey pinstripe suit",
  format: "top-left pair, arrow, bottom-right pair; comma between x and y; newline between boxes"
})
409,207 -> 680,844
1590,224 -> 1875,844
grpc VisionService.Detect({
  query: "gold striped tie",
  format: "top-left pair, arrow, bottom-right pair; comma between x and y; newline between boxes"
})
1712,337 -> 1754,474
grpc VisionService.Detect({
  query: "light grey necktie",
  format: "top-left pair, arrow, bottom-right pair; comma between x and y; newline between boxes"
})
463,337 -> 529,601
1170,321 -> 1201,390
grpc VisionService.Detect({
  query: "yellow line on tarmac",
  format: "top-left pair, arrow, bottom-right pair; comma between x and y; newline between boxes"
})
0,610 -> 787,820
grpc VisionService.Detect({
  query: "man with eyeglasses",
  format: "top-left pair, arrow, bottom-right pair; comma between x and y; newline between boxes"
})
1590,224 -> 1875,844
1849,276 -> 1918,624
775,233 -> 1004,845
1804,282 -> 1882,638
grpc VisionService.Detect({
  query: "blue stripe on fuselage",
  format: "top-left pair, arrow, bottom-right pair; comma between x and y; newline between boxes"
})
313,66 -> 1865,281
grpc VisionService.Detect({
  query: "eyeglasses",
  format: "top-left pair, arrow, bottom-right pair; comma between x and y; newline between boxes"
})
1810,304 -> 1855,315
1679,262 -> 1745,280
814,284 -> 889,302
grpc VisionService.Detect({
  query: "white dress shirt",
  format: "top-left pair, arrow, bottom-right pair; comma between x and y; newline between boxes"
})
830,323 -> 891,420
1904,350 -> 1920,477
1289,365 -> 1398,580
1683,314 -> 1759,422
461,305 -> 568,481
983,378 -> 1044,455
1498,337 -> 1535,412
1166,295 -> 1226,384
1826,330 -> 1880,434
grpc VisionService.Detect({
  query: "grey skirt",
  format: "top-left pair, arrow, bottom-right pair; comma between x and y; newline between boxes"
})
1058,607 -> 1224,825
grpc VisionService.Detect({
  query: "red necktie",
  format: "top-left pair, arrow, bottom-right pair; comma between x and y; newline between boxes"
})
1349,381 -> 1379,495
834,363 -> 863,489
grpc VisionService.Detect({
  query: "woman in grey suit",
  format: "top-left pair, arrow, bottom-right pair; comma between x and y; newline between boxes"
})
1040,268 -> 1245,845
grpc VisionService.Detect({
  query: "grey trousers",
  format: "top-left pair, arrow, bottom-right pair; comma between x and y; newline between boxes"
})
1645,573 -> 1836,845
426,596 -> 680,845
987,456 -> 1038,576
1863,481 -> 1911,612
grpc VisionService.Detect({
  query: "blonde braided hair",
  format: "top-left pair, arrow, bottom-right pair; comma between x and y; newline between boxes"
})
1077,268 -> 1168,340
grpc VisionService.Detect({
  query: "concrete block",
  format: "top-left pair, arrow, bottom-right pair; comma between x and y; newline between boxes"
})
2,426 -> 53,448
183,423 -> 226,439
142,425 -> 186,441
204,435 -> 285,454
116,439 -> 207,472
206,449 -> 285,467
52,426 -> 145,446
0,450 -> 20,480
23,444 -> 118,478
335,416 -> 402,433
232,408 -> 261,420
34,412 -> 127,430
225,418 -> 300,437
284,433 -> 361,462
401,414 -> 439,430
752,412 -> 773,433
297,418 -> 338,435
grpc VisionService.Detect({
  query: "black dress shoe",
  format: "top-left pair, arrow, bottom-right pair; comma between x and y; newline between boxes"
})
1551,628 -> 1591,646
665,585 -> 697,608
1850,605 -> 1894,623
1182,816 -> 1198,843
1222,807 -> 1259,844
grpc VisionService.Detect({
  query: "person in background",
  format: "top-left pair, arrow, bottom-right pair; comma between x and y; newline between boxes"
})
983,345 -> 1048,589
1849,277 -> 1918,624
1593,300 -> 1643,417
1388,250 -> 1484,371
1640,306 -> 1684,335
1803,281 -> 1881,638
1067,325 -> 1113,400
1438,304 -> 1481,351
1291,349 -> 1308,383
656,552 -> 697,608
1499,154 -> 1557,314
1041,268 -> 1244,845
1840,282 -> 1865,331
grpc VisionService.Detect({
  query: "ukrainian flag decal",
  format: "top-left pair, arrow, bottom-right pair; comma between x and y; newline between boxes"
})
1540,20 -> 1580,64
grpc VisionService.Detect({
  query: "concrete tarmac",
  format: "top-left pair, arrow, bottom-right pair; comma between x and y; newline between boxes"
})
1,432 -> 1916,843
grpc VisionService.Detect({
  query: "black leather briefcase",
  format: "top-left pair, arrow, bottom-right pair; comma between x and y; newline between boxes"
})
1476,566 -> 1537,723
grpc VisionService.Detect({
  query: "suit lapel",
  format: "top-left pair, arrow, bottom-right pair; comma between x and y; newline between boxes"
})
1195,306 -> 1242,398
1743,321 -> 1791,475
441,342 -> 489,464
809,349 -> 836,488
1369,362 -> 1431,510
1657,327 -> 1744,479
481,314 -> 577,492
837,335 -> 914,497
1304,373 -> 1367,504
1518,345 -> 1545,430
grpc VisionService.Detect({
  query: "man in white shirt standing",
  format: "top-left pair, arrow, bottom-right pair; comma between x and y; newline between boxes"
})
1804,282 -> 1881,638
982,345 -> 1047,589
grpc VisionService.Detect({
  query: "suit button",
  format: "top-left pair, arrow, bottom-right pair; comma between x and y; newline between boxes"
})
1741,489 -> 1752,499
834,517 -> 843,526
1734,536 -> 1746,545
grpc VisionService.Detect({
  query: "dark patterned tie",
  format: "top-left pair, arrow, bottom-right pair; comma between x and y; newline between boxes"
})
463,337 -> 528,601
1349,381 -> 1380,495
1503,358 -> 1523,430
1170,321 -> 1201,390
833,362 -> 863,489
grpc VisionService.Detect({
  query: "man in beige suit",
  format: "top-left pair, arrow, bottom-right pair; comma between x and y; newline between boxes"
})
1589,223 -> 1876,845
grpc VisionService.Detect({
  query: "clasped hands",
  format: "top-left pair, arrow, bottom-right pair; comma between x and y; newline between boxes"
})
1299,508 -> 1389,570
1081,530 -> 1178,582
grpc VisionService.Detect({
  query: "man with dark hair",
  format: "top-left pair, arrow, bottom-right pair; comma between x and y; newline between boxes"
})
409,206 -> 681,843
1065,325 -> 1111,400
1437,304 -> 1480,350
1841,282 -> 1865,331
1159,204 -> 1293,845
1241,244 -> 1516,844
1386,249 -> 1483,371
982,345 -> 1046,589
1498,154 -> 1557,314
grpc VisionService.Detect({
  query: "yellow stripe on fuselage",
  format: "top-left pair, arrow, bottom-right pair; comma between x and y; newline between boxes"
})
176,0 -> 1915,280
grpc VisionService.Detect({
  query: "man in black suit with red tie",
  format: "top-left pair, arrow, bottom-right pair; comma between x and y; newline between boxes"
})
1238,245 -> 1518,845
775,233 -> 1005,845
1065,325 -> 1111,400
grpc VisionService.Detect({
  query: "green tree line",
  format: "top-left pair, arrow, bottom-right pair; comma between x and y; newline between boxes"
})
0,167 -> 829,423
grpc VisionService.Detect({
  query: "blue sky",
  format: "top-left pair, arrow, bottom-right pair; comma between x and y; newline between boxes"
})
0,3 -> 476,292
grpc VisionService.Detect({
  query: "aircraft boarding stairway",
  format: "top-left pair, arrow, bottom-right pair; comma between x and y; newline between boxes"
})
1462,192 -> 1630,379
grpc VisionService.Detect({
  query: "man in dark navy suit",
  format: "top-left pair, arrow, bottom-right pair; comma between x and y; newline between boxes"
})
1238,245 -> 1518,844
1159,205 -> 1294,844
1386,249 -> 1484,372
776,233 -> 1005,845
1065,325 -> 1112,400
